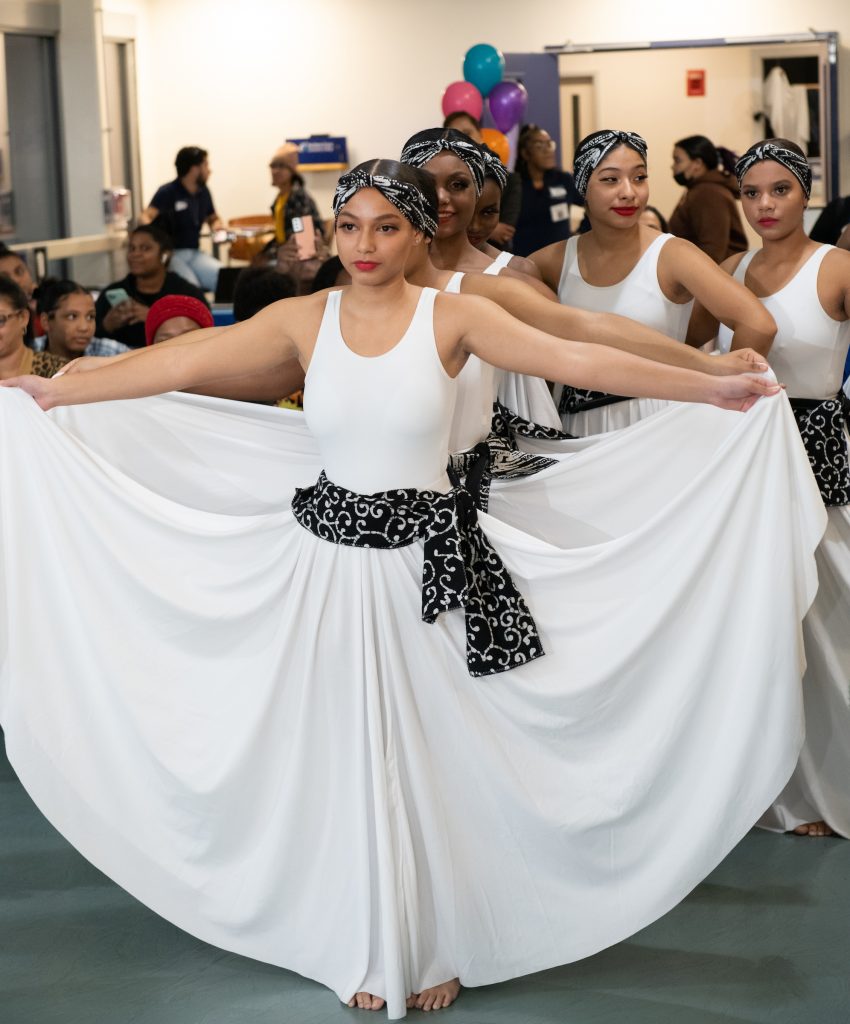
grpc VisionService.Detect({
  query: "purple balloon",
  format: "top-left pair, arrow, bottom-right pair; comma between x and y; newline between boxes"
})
488,81 -> 528,134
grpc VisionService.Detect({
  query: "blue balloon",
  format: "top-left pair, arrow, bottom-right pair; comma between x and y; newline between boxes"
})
463,43 -> 505,98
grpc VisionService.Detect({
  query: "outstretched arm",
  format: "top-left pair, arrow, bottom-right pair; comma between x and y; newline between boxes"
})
465,274 -> 768,376
663,240 -> 775,354
444,294 -> 780,412
3,300 -> 303,410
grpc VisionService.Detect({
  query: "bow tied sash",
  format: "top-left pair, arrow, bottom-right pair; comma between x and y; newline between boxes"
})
292,470 -> 545,677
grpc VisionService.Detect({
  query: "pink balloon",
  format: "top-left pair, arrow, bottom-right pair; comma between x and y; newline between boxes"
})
441,81 -> 483,121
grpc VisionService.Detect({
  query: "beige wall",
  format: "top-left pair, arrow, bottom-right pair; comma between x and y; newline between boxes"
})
101,0 -> 850,230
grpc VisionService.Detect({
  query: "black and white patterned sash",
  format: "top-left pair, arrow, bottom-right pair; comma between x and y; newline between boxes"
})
789,392 -> 850,507
291,470 -> 545,677
558,386 -> 630,415
449,403 -> 571,512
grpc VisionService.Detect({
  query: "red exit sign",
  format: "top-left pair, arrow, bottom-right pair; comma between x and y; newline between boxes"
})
687,69 -> 706,96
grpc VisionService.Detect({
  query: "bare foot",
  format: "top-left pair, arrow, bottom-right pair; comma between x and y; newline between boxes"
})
793,820 -> 834,837
406,978 -> 461,1012
347,992 -> 386,1011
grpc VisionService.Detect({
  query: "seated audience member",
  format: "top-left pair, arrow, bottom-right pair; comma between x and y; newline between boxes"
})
444,112 -> 520,249
35,279 -> 130,360
640,205 -> 669,232
0,244 -> 40,337
232,267 -> 297,322
96,224 -> 209,349
0,277 -> 65,378
140,146 -> 223,292
145,294 -> 214,345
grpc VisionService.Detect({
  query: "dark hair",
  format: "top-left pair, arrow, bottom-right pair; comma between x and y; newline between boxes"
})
515,123 -> 547,179
0,243 -> 26,267
130,221 -> 174,253
443,111 -> 481,132
643,205 -> 669,232
0,275 -> 28,310
674,135 -> 738,175
310,256 -> 346,293
175,146 -> 208,178
35,278 -> 91,317
232,267 -> 297,321
348,158 -> 439,236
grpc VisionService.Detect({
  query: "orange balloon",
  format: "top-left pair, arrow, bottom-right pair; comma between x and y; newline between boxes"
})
480,128 -> 510,166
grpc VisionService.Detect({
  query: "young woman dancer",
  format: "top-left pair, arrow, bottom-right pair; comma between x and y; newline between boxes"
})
0,162 -> 823,1018
695,140 -> 850,839
466,147 -> 543,281
530,130 -> 777,436
400,129 -> 554,298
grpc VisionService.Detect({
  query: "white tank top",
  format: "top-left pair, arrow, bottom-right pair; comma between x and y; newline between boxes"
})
717,246 -> 850,399
444,271 -> 499,451
483,250 -> 512,275
304,288 -> 455,493
558,232 -> 694,341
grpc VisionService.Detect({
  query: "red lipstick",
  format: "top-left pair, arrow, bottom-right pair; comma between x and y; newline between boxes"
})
758,218 -> 778,226
353,261 -> 379,271
612,207 -> 638,217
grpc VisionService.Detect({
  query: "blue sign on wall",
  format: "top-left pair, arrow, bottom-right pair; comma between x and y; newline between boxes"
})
287,136 -> 348,168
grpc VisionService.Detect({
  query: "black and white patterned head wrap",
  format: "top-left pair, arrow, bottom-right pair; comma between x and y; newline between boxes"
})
333,169 -> 438,238
573,130 -> 648,197
480,145 -> 508,191
401,129 -> 486,195
734,142 -> 812,199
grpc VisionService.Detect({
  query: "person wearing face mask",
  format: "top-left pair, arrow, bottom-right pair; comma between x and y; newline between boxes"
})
669,135 -> 748,263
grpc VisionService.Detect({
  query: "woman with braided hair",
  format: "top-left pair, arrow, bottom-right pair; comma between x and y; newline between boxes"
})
531,129 -> 777,437
0,159 -> 823,1018
697,139 -> 850,840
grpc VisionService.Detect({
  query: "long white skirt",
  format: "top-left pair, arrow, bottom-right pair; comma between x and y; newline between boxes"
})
0,388 -> 824,1020
759,500 -> 850,837
497,370 -> 562,430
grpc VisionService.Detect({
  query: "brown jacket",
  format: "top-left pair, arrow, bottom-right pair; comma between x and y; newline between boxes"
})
669,170 -> 747,264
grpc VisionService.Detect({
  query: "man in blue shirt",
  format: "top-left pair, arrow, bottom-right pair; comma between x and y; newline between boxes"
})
141,146 -> 223,292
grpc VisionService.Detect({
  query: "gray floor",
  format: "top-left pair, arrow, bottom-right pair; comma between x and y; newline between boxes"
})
2,738 -> 849,1024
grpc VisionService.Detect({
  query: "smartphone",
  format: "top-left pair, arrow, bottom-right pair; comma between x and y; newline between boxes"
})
105,287 -> 130,307
291,217 -> 317,261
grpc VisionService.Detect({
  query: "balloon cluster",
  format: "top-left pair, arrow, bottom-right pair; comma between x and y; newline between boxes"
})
441,43 -> 528,166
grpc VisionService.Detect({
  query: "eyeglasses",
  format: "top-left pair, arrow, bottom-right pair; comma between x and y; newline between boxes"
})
0,309 -> 24,327
530,140 -> 557,151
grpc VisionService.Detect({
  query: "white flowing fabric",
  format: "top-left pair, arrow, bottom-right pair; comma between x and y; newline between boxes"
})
719,246 -> 850,838
0,290 -> 826,1019
445,269 -> 562,432
556,233 -> 694,436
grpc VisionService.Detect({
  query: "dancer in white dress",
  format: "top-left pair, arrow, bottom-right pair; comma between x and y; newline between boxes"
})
0,162 -> 824,1018
466,146 -> 543,282
705,140 -> 850,839
530,130 -> 777,436
400,128 -> 562,429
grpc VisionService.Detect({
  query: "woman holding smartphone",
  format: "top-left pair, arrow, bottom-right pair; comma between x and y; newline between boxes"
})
95,223 -> 209,349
